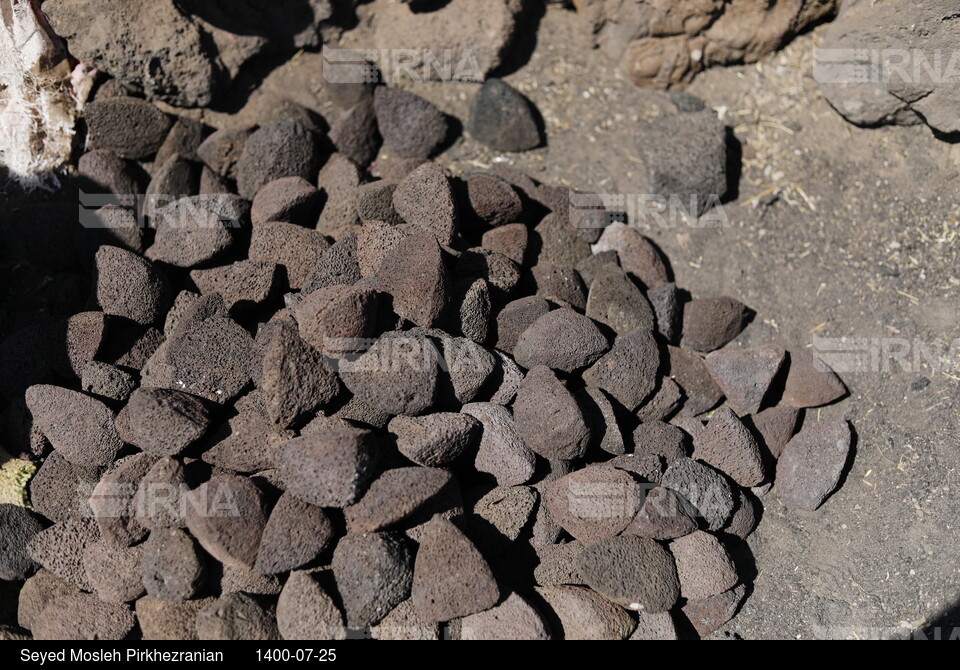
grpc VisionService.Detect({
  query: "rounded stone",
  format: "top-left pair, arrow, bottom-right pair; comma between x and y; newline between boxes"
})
33,594 -> 135,640
196,593 -> 279,641
543,466 -> 643,543
331,531 -> 413,627
411,518 -> 499,623
467,78 -> 541,152
513,309 -> 609,373
577,534 -> 680,613
669,531 -> 739,600
535,585 -> 636,640
681,297 -> 749,353
184,474 -> 268,569
82,540 -> 144,603
389,412 -> 481,468
94,246 -> 169,325
513,366 -> 591,460
141,527 -> 207,601
0,504 -> 43,581
276,571 -> 346,641
660,457 -> 735,532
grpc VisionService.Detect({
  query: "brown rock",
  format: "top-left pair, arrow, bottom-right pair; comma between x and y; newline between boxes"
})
141,527 -> 206,601
273,427 -> 380,508
693,407 -> 766,487
461,403 -> 537,487
781,348 -> 847,408
705,344 -> 786,414
25,385 -> 123,467
514,366 -> 591,460
389,413 -> 481,467
660,457 -> 735,531
682,584 -> 747,638
593,226 -> 669,288
196,593 -> 279,640
460,593 -> 550,640
392,162 -> 457,245
582,328 -> 660,410
332,532 -> 413,626
33,594 -> 135,640
668,346 -> 724,416
746,406 -> 801,459
250,177 -> 321,226
669,531 -> 738,600
626,486 -> 698,540
577,534 -> 680,613
544,466 -> 643,543
277,571 -> 346,641
411,518 -> 499,622
293,284 -> 379,354
535,585 -> 635,640
681,297 -> 749,353
255,493 -> 334,575
345,467 -> 457,534
184,474 -> 268,569
514,309 -> 609,373
82,540 -> 144,603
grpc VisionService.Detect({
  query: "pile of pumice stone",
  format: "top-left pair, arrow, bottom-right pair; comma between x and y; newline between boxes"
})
0,80 -> 852,641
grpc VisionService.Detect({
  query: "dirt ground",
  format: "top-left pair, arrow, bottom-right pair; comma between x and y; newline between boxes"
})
3,1 -> 958,640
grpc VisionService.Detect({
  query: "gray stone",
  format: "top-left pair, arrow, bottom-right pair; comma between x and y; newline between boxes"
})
776,420 -> 852,510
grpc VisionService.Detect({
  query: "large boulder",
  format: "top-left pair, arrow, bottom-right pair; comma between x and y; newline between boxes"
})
44,0 -> 337,107
815,0 -> 960,137
373,0 -> 527,82
574,0 -> 839,89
